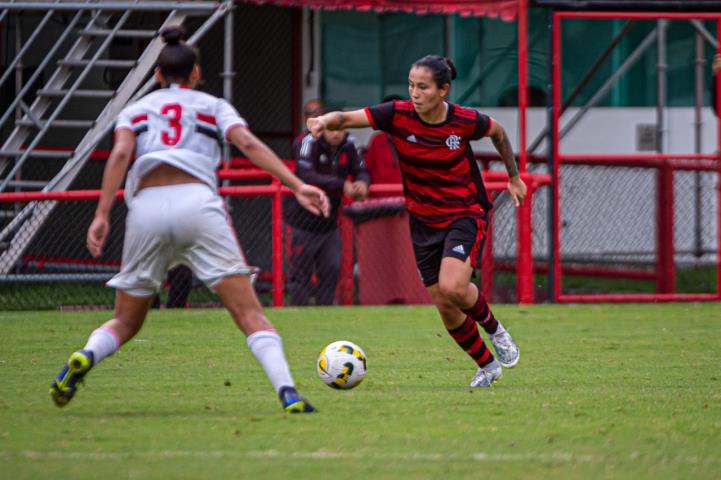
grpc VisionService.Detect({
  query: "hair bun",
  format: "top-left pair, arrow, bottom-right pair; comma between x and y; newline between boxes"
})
161,26 -> 185,45
444,57 -> 457,81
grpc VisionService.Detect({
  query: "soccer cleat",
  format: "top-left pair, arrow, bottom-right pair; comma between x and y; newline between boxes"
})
469,360 -> 502,388
50,350 -> 94,407
490,327 -> 520,368
279,386 -> 317,413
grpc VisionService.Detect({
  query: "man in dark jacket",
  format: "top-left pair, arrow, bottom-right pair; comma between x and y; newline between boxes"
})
284,128 -> 370,305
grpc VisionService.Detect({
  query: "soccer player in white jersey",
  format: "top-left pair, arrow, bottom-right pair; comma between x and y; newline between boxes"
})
50,27 -> 329,413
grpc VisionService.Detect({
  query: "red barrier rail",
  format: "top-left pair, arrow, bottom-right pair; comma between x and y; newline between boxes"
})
559,293 -> 721,303
0,172 -> 550,306
495,261 -> 657,281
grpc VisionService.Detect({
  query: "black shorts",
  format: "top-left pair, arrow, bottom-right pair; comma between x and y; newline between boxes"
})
410,215 -> 488,287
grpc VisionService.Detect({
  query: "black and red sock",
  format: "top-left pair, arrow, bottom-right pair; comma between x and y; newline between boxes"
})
447,316 -> 494,367
462,292 -> 498,335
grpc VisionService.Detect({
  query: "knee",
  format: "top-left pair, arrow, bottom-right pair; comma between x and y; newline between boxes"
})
438,277 -> 468,306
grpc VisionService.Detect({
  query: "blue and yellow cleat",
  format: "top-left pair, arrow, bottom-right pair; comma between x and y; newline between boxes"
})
279,386 -> 317,413
50,350 -> 94,407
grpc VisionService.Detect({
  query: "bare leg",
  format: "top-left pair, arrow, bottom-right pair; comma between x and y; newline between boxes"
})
427,283 -> 466,330
214,274 -> 273,335
435,255 -> 517,368
436,256 -> 477,310
214,275 -> 312,412
100,290 -> 156,345
438,256 -> 500,334
428,258 -> 497,374
50,290 -> 154,407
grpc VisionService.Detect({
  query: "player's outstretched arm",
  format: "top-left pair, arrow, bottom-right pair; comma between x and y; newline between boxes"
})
487,119 -> 527,207
87,129 -> 136,258
228,126 -> 329,218
307,109 -> 370,138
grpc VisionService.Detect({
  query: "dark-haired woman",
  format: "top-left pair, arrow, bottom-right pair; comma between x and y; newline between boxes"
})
50,28 -> 328,413
309,55 -> 526,388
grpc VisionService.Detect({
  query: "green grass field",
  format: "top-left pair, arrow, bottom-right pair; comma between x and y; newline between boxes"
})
1,304 -> 720,479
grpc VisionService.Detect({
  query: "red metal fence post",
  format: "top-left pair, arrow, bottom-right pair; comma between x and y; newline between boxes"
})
552,11 -> 562,302
717,19 -> 721,299
656,163 -> 675,293
339,208 -> 354,305
516,0 -> 534,304
272,179 -> 284,307
517,188 -> 534,303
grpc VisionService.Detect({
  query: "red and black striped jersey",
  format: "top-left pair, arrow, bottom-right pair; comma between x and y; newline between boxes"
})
364,100 -> 493,228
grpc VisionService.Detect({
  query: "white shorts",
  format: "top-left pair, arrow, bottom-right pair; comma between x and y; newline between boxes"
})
107,183 -> 253,296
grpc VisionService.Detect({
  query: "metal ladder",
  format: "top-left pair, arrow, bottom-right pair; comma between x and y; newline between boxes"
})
0,1 -> 231,275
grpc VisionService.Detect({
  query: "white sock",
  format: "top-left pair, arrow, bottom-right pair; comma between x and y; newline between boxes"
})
83,328 -> 120,365
246,330 -> 295,393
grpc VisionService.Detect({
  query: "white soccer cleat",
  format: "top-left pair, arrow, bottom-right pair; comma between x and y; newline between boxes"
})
490,327 -> 520,368
469,360 -> 502,388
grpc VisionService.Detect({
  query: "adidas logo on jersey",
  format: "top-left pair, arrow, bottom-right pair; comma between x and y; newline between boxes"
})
452,244 -> 465,255
406,134 -> 417,143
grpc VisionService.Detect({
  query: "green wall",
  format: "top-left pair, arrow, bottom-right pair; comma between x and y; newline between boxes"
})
321,10 -> 716,108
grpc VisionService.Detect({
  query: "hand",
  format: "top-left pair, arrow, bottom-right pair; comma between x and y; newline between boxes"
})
350,181 -> 369,201
714,54 -> 721,75
507,175 -> 527,208
295,184 -> 330,217
307,116 -> 326,138
343,180 -> 355,198
87,215 -> 110,258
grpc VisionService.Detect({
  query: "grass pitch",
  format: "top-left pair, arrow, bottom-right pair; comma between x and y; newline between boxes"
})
1,304 -> 720,479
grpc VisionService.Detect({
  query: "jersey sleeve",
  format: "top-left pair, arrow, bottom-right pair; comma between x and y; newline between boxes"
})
470,112 -> 493,140
364,101 -> 395,133
216,99 -> 248,139
114,105 -> 135,133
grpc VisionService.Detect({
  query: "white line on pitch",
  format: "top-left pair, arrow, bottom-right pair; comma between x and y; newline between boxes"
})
4,450 -> 720,465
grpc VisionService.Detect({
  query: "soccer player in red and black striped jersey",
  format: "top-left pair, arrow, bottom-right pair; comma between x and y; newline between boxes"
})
308,55 -> 527,388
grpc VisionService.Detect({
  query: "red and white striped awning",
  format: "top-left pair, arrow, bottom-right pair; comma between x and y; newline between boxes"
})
237,0 -> 518,20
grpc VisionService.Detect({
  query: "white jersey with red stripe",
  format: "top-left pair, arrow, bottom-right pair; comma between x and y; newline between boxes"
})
115,83 -> 247,200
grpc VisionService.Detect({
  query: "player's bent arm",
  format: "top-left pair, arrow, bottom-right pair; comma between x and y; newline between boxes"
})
96,129 -> 136,218
228,126 -> 303,192
487,119 -> 527,207
308,109 -> 370,136
487,119 -> 519,179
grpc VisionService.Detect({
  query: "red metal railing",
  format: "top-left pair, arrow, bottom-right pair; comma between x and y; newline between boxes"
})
0,170 -> 549,306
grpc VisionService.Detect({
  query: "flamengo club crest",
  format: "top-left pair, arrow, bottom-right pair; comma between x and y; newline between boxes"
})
445,135 -> 461,150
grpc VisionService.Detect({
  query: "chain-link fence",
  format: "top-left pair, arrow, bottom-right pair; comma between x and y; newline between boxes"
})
563,163 -> 717,296
0,188 -> 277,310
5,161 -> 715,309
482,159 -> 719,301
0,196 -> 124,310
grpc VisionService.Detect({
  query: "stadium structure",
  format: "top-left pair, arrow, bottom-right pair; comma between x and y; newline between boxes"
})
0,0 -> 719,309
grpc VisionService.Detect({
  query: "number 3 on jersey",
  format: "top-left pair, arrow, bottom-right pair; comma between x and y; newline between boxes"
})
160,103 -> 182,146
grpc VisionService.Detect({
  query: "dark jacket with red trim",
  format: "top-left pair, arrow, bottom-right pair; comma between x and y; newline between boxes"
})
284,133 -> 370,233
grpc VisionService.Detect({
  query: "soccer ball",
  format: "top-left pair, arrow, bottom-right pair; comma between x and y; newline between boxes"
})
317,340 -> 367,389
